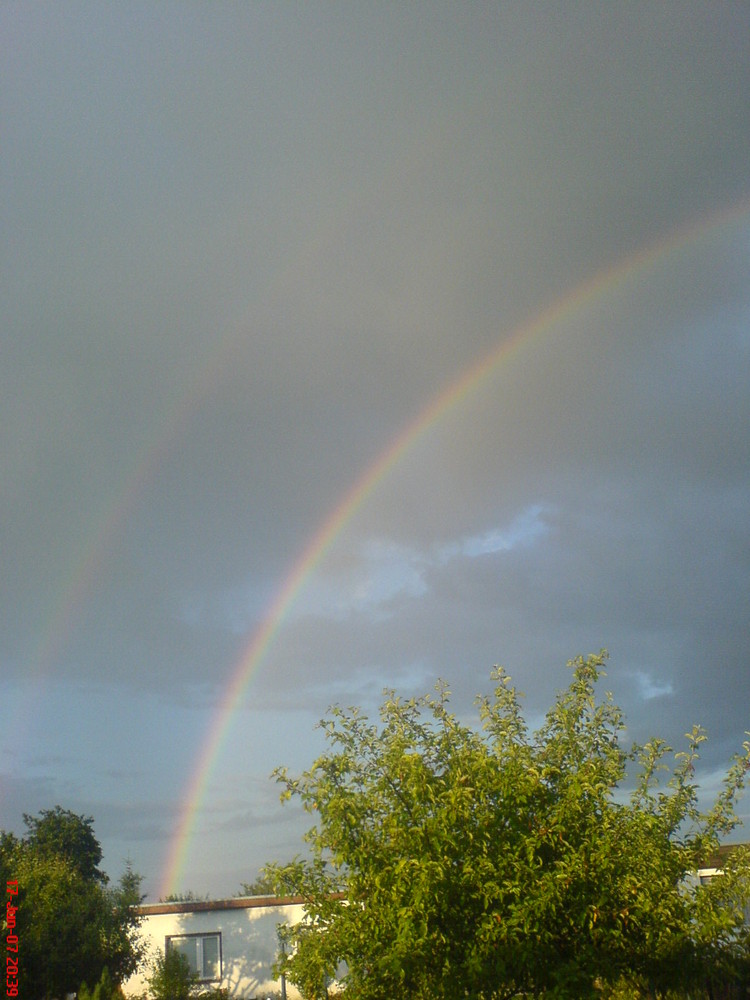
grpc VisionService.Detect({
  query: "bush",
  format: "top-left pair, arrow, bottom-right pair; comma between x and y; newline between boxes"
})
78,967 -> 122,1000
146,948 -> 198,1000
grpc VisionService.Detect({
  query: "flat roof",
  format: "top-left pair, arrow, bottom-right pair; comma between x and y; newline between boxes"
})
136,895 -> 308,916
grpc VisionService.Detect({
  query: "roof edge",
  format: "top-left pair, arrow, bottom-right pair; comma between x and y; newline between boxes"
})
136,894 -> 309,915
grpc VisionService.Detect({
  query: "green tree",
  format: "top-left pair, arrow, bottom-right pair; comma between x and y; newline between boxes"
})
0,808 -> 146,999
160,889 -> 209,903
265,653 -> 750,1000
23,805 -> 107,883
78,966 -> 118,1000
238,871 -> 281,896
147,946 -> 198,1000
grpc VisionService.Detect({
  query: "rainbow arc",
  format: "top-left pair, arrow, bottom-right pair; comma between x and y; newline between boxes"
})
159,197 -> 750,898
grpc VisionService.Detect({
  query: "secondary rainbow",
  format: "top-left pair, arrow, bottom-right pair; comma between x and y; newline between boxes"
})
3,337 -> 241,778
161,198 -> 750,898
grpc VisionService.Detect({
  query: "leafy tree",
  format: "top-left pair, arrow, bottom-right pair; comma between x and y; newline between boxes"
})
147,946 -> 198,1000
78,966 -> 118,1000
265,653 -> 750,1000
160,889 -> 210,903
238,871 -> 281,896
23,805 -> 107,883
103,860 -> 148,983
0,808 -> 145,999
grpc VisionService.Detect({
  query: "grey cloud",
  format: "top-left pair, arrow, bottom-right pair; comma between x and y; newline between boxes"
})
2,2 -> 749,897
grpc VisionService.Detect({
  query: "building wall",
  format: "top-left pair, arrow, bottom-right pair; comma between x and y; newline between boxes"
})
123,897 -> 307,999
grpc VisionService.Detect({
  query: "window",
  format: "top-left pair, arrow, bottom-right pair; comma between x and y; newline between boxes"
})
166,933 -> 221,982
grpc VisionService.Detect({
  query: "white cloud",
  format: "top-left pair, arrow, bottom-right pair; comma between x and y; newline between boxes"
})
295,539 -> 429,622
633,670 -> 675,701
439,504 -> 552,561
290,504 -> 552,623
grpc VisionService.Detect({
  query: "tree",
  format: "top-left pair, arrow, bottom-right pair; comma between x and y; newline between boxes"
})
0,807 -> 146,999
238,872 -> 281,896
23,805 -> 107,883
147,947 -> 198,1000
265,653 -> 750,1000
160,889 -> 210,903
78,966 -> 117,1000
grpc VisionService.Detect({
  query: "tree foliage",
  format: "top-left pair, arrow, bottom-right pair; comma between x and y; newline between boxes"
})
160,889 -> 210,903
0,807 -> 146,999
23,805 -> 107,883
78,966 -> 118,1000
238,871 -> 282,896
147,947 -> 199,1000
265,653 -> 750,1000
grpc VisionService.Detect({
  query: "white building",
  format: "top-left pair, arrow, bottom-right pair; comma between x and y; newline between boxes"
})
125,855 -> 747,998
123,895 -> 308,999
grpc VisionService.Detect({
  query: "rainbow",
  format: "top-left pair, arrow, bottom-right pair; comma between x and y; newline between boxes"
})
159,197 -> 750,898
3,336 -> 242,774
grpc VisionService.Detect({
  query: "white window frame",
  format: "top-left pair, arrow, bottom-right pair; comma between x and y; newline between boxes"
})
166,932 -> 222,982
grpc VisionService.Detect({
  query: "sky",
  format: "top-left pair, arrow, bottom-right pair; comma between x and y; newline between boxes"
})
2,3 -> 750,902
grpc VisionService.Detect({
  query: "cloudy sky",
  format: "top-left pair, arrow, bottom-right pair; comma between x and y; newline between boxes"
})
2,3 -> 749,901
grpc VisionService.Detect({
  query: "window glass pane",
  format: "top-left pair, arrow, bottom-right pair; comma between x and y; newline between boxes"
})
202,935 -> 220,979
170,937 -> 199,975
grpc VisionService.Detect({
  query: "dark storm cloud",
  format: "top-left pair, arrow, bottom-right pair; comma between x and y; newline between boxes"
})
2,3 -> 749,897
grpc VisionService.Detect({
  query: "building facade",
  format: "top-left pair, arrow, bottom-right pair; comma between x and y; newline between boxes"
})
123,895 -> 307,999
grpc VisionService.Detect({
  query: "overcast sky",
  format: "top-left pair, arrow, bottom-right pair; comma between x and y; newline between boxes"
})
2,3 -> 749,901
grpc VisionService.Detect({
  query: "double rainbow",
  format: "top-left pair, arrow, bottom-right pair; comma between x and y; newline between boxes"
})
159,197 -> 750,898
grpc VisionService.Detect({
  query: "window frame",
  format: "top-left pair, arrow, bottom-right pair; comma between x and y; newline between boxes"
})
165,931 -> 222,983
